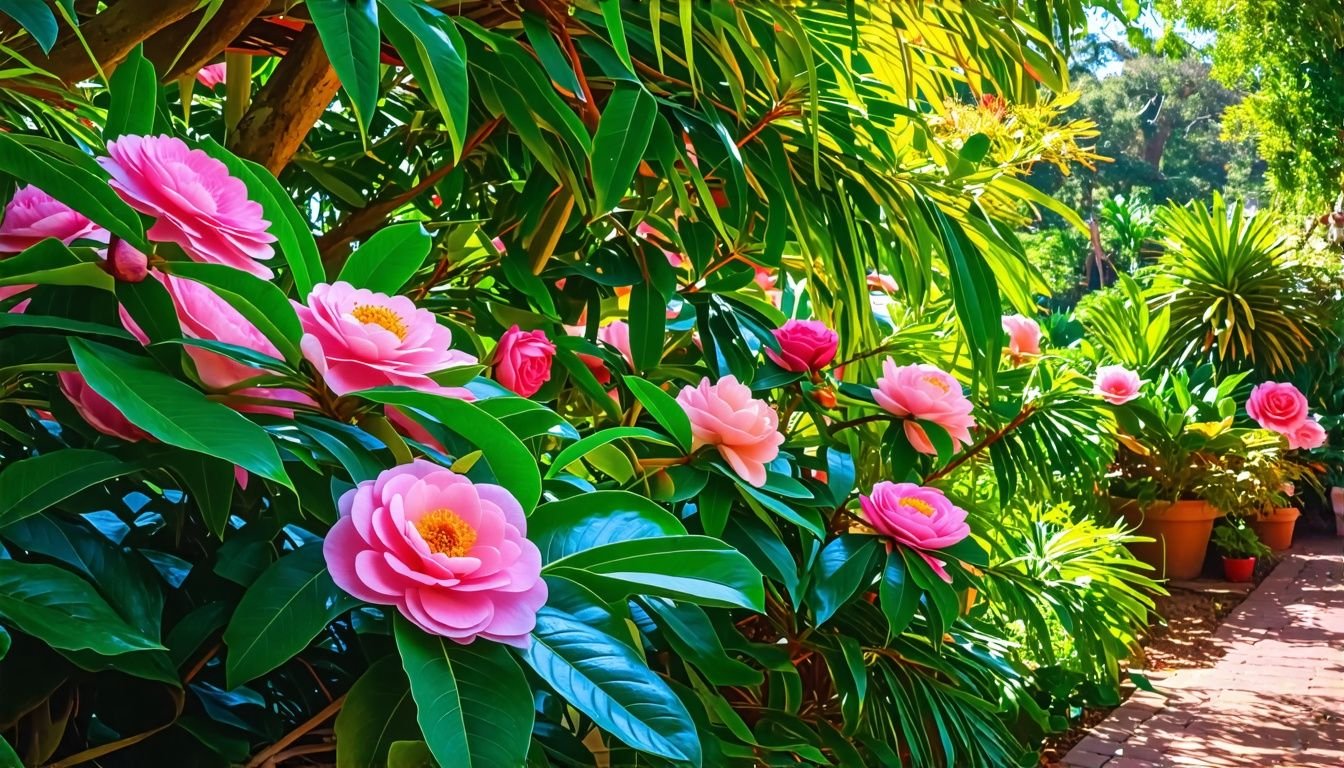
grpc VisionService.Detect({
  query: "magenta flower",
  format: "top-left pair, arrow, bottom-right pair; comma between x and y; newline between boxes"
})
1287,419 -> 1327,450
676,376 -> 784,487
296,281 -> 475,396
872,359 -> 975,455
98,135 -> 276,278
195,63 -> 227,89
1246,381 -> 1309,434
766,319 -> 838,374
860,481 -> 970,582
57,371 -> 150,443
0,185 -> 106,252
493,325 -> 555,397
1093,365 -> 1143,405
323,460 -> 547,647
597,320 -> 633,368
1001,314 -> 1042,361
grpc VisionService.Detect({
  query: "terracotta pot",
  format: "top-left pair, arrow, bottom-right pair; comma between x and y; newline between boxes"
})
1250,507 -> 1300,552
1332,487 -> 1344,537
1112,498 -> 1219,580
1222,556 -> 1256,583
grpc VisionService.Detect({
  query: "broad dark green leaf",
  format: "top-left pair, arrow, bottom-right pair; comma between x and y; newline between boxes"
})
379,0 -> 469,159
308,0 -> 381,132
521,606 -> 702,765
806,535 -> 879,626
0,449 -> 139,528
622,376 -> 692,450
591,83 -> 656,212
548,535 -> 765,611
0,559 -> 163,655
642,598 -> 761,686
223,544 -> 357,688
394,616 -> 533,768
337,222 -> 433,295
335,655 -> 420,768
0,312 -> 133,339
105,45 -> 157,139
161,261 -> 302,363
0,238 -> 110,290
358,387 -> 541,511
0,0 -> 58,53
387,741 -> 435,768
0,626 -> 8,660
628,281 -> 666,373
172,453 -> 236,540
70,339 -> 291,488
879,549 -> 920,637
545,426 -> 672,478
529,490 -> 684,563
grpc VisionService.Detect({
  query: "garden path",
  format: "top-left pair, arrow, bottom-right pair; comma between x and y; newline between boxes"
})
1062,537 -> 1344,767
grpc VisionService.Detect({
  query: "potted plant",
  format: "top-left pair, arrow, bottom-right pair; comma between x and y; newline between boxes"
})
1210,518 -> 1271,582
1102,367 -> 1253,580
1236,449 -> 1313,551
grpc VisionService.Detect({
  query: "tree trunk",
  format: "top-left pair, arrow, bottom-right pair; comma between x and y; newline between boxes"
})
141,0 -> 271,82
15,0 -> 200,85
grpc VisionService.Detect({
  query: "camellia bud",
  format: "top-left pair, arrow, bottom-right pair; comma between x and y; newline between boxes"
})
103,239 -> 148,283
810,384 -> 837,409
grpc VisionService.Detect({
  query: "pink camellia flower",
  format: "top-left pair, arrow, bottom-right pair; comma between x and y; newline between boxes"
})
635,221 -> 686,269
1093,365 -> 1143,405
195,63 -> 227,89
1246,381 -> 1309,434
296,281 -> 476,396
676,376 -> 784,487
597,320 -> 633,368
867,273 -> 899,294
1001,314 -> 1042,361
1287,419 -> 1327,451
753,266 -> 782,307
103,239 -> 149,283
323,460 -> 547,646
493,325 -> 556,397
0,185 -> 106,252
872,360 -> 975,455
57,371 -> 151,443
860,481 -> 970,583
766,319 -> 838,374
98,135 -> 276,278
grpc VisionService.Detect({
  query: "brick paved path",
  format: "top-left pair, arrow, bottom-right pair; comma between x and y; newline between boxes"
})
1062,538 -> 1344,768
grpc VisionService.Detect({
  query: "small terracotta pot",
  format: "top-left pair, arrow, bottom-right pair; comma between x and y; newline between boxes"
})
1222,556 -> 1256,583
1250,507 -> 1300,552
1112,498 -> 1219,580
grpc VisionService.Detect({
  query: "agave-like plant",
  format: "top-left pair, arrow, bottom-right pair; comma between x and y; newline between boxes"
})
1150,192 -> 1327,373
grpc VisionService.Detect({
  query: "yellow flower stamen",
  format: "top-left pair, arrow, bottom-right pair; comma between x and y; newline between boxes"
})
415,509 -> 477,557
899,497 -> 936,517
351,304 -> 409,340
921,374 -> 950,393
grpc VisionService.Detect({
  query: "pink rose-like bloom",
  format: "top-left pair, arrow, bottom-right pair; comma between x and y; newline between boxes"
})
1287,419 -> 1327,451
1093,365 -> 1143,405
766,319 -> 838,374
0,185 -> 106,252
296,281 -> 476,396
195,63 -> 227,89
57,371 -> 151,443
598,320 -> 633,368
99,135 -> 276,278
1246,382 -> 1309,434
872,360 -> 975,455
860,481 -> 970,582
323,460 -> 547,646
493,325 -> 556,397
676,376 -> 785,487
1001,314 -> 1042,360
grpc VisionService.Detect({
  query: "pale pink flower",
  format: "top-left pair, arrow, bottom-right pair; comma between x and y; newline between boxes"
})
635,221 -> 686,269
766,319 -> 838,374
562,324 -> 613,385
1001,314 -> 1042,361
598,320 -> 633,368
296,281 -> 475,396
676,376 -> 784,487
195,63 -> 227,89
0,285 -> 31,314
323,460 -> 547,647
98,135 -> 276,278
57,371 -> 151,443
0,185 -> 106,252
1093,365 -> 1143,405
1286,419 -> 1327,451
753,266 -> 782,307
867,273 -> 899,294
493,325 -> 555,397
860,481 -> 970,582
872,360 -> 975,455
1246,382 -> 1309,434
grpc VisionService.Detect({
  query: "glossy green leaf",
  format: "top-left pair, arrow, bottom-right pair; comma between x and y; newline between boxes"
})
161,261 -> 302,363
387,741 -> 436,768
628,281 -> 666,373
591,83 -> 656,212
223,544 -> 358,688
879,549 -> 919,637
335,655 -> 420,768
622,376 -> 692,450
0,0 -> 58,53
172,453 -> 236,540
70,338 -> 291,488
529,490 -> 684,563
0,559 -> 163,655
806,535 -> 880,626
0,449 -> 139,528
0,238 -> 110,290
545,426 -> 672,478
394,616 -> 533,768
105,45 -> 157,139
521,606 -> 702,765
307,0 -> 381,132
379,0 -> 469,159
337,222 -> 433,294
